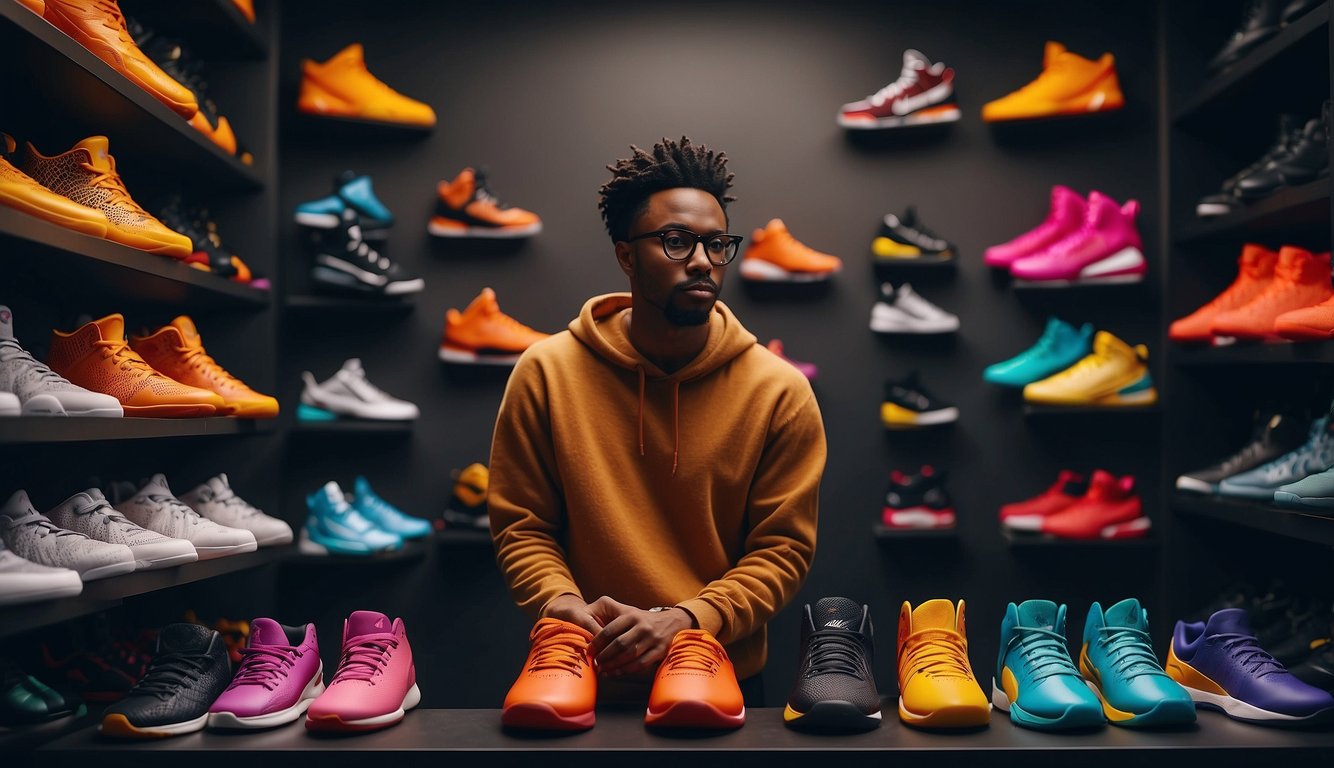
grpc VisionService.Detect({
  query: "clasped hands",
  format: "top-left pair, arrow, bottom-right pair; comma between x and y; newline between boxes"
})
542,594 -> 695,679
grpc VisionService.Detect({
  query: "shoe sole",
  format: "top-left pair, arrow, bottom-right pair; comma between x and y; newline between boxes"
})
209,672 -> 325,730
100,712 -> 208,739
1174,476 -> 1217,494
80,558 -> 137,581
501,701 -> 595,732
644,699 -> 744,729
18,394 -> 122,417
132,543 -> 199,571
298,530 -> 401,556
983,95 -> 1125,124
738,259 -> 838,283
839,104 -> 962,130
869,319 -> 959,334
1012,247 -> 1146,286
1179,684 -> 1334,727
0,576 -> 84,606
120,403 -> 219,418
882,507 -> 956,529
427,220 -> 542,239
783,701 -> 881,731
306,683 -> 420,733
0,186 -> 109,237
438,346 -> 523,366
1083,678 -> 1195,728
897,696 -> 990,729
991,680 -> 1104,731
193,540 -> 258,561
1274,491 -> 1334,511
311,264 -> 425,296
881,406 -> 959,429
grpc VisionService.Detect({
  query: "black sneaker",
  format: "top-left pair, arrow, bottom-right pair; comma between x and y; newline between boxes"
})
881,372 -> 958,429
1269,601 -> 1333,666
441,462 -> 489,530
1208,0 -> 1283,74
1291,641 -> 1334,694
871,206 -> 955,267
157,195 -> 238,279
1175,410 -> 1307,494
99,624 -> 231,739
312,208 -> 425,295
1236,104 -> 1330,200
882,466 -> 956,529
1282,0 -> 1324,24
783,597 -> 881,732
1196,114 -> 1300,216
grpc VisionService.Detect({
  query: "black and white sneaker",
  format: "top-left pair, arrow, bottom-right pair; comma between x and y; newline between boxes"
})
1175,410 -> 1307,494
882,467 -> 956,529
783,597 -> 881,732
311,209 -> 424,296
871,206 -> 955,267
1236,103 -> 1330,200
881,372 -> 958,429
99,623 -> 232,739
870,283 -> 959,334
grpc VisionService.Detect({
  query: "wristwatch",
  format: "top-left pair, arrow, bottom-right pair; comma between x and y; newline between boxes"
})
649,606 -> 675,613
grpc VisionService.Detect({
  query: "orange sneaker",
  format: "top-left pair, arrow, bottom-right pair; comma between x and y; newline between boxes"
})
48,314 -> 224,418
229,0 -> 255,23
1275,294 -> 1334,341
739,219 -> 843,282
298,43 -> 436,128
42,0 -> 198,118
439,288 -> 549,366
0,134 -> 109,237
501,619 -> 596,732
1210,246 -> 1333,340
130,317 -> 278,419
982,41 -> 1124,123
1169,244 -> 1278,343
18,136 -> 192,259
644,630 -> 745,730
17,0 -> 43,14
428,168 -> 542,239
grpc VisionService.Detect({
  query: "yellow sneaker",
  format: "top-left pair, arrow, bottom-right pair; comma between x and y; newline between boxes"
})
982,41 -> 1124,123
1023,331 -> 1157,407
897,599 -> 991,729
298,43 -> 436,128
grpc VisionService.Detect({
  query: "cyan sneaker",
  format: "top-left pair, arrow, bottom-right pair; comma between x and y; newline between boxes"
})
993,599 -> 1104,731
1274,466 -> 1334,511
1079,598 -> 1195,727
1218,415 -> 1334,499
350,477 -> 431,540
293,172 -> 393,234
984,318 -> 1093,388
299,482 -> 401,556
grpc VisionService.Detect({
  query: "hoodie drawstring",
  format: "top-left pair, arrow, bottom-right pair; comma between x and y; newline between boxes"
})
636,367 -> 681,477
637,366 -> 646,457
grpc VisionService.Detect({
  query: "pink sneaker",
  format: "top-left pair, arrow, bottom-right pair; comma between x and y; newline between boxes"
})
984,185 -> 1085,268
1010,191 -> 1145,285
207,619 -> 324,730
305,610 -> 420,733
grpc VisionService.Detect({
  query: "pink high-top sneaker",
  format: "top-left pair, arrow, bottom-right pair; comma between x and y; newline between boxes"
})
1010,191 -> 1145,285
306,610 -> 420,733
984,185 -> 1086,268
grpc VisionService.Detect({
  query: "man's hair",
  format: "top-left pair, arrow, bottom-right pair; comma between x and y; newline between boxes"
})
598,136 -> 736,243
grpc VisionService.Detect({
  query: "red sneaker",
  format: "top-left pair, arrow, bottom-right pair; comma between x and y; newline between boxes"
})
1041,470 -> 1142,540
1000,470 -> 1086,531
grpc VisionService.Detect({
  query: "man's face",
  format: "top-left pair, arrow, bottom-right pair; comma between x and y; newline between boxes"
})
618,188 -> 729,327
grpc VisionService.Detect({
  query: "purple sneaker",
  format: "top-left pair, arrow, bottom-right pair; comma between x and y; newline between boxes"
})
207,619 -> 325,730
1166,608 -> 1334,726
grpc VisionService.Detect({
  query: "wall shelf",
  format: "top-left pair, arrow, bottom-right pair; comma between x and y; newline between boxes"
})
1173,180 -> 1331,245
1003,530 -> 1158,548
1170,341 -> 1334,366
872,523 -> 958,540
1023,404 -> 1162,418
0,418 -> 272,445
282,538 -> 429,566
284,295 -> 417,314
290,419 -> 415,434
1172,493 -> 1334,547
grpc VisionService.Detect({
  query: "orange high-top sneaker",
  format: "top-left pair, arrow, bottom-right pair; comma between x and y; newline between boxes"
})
0,134 -> 109,237
739,219 -> 843,282
982,41 -> 1124,122
439,288 -> 549,366
428,168 -> 542,239
1210,246 -> 1333,340
131,317 -> 278,419
1169,244 -> 1278,343
297,43 -> 436,128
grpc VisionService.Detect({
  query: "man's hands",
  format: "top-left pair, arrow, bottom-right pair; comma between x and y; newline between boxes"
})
540,594 -> 696,679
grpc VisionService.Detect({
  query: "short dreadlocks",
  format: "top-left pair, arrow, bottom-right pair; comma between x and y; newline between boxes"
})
598,137 -> 736,244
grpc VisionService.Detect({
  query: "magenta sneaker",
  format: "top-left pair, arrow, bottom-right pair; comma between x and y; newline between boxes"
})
306,610 -> 420,733
984,185 -> 1085,268
207,619 -> 324,730
1010,191 -> 1146,286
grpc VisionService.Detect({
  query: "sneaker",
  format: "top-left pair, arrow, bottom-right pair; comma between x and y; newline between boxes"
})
870,283 -> 959,334
1167,608 -> 1334,725
1283,0 -> 1324,23
350,477 -> 430,540
982,41 -> 1124,123
1275,466 -> 1334,511
155,196 -> 236,278
129,20 -> 238,156
17,136 -> 193,258
113,474 -> 257,560
1217,415 -> 1334,499
1266,604 -> 1334,665
1079,599 -> 1195,727
1208,0 -> 1283,73
0,134 -> 110,237
1236,105 -> 1329,200
428,168 -> 542,238
207,619 -> 325,730
783,597 -> 881,731
297,43 -> 435,128
0,538 -> 83,606
442,463 -> 489,530
985,185 -> 1087,268
1170,245 -> 1279,342
992,600 -> 1104,730
1009,192 -> 1145,286
1023,331 -> 1157,408
1176,411 -> 1307,494
871,206 -> 956,266
837,49 -> 961,130
306,610 -> 421,732
1210,246 -> 1333,340
131,316 -> 279,419
41,0 -> 198,118
300,358 -> 419,421
1000,470 -> 1087,530
0,392 -> 17,416
294,172 -> 394,235
300,481 -> 402,556
644,630 -> 745,729
738,219 -> 842,282
312,208 -> 424,296
0,658 -> 81,725
765,339 -> 818,381
1030,470 -> 1145,540
46,490 -> 197,571
0,490 -> 135,581
881,467 -> 956,530
984,318 -> 1093,388
180,474 -> 294,548
1290,643 -> 1334,694
897,599 -> 989,729
501,618 -> 596,732
881,372 -> 958,428
100,624 -> 232,738
439,288 -> 550,366
1196,115 -> 1301,217
0,306 -> 123,417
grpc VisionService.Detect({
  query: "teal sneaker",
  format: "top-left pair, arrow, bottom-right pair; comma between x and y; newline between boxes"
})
351,477 -> 432,540
993,600 -> 1104,730
984,318 -> 1093,388
1275,467 -> 1334,511
1079,598 -> 1196,727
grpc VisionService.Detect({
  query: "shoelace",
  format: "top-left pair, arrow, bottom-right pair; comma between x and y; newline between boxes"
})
92,338 -> 158,375
527,624 -> 589,676
145,494 -> 208,528
75,498 -> 142,535
1013,626 -> 1079,681
1096,626 -> 1163,679
176,344 -> 242,387
804,630 -> 865,678
132,651 -> 213,698
472,175 -> 511,209
231,645 -> 300,690
903,630 -> 971,678
0,340 -> 67,384
661,635 -> 723,674
331,635 -> 397,685
214,489 -> 261,519
92,0 -> 133,41
360,490 -> 403,521
1217,633 -> 1286,677
869,66 -> 919,105
79,158 -> 151,217
344,229 -> 389,270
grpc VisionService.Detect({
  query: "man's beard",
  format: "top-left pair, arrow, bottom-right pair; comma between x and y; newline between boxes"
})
664,296 -> 711,326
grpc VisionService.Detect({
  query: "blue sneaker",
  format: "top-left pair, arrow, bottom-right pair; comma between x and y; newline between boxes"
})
299,481 -> 402,555
983,318 -> 1093,388
1218,415 -> 1334,499
293,172 -> 394,232
1275,465 -> 1334,510
1079,598 -> 1195,727
993,600 -> 1104,730
350,477 -> 431,540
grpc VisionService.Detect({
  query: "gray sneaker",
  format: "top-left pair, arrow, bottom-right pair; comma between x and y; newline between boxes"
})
0,538 -> 83,605
1275,468 -> 1334,513
46,489 -> 198,570
0,490 -> 135,581
0,306 -> 124,417
180,474 -> 293,547
113,474 -> 256,560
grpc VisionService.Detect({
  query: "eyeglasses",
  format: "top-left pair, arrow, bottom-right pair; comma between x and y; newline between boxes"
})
627,228 -> 744,266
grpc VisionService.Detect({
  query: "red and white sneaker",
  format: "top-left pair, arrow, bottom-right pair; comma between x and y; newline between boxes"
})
1000,470 -> 1086,531
1040,470 -> 1143,540
838,50 -> 961,130
881,467 -> 956,529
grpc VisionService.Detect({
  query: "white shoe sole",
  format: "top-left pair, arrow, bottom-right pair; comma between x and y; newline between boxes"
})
300,394 -> 418,421
428,221 -> 542,238
193,539 -> 259,560
80,558 -> 138,581
1174,476 -> 1217,494
839,104 -> 962,130
739,259 -> 838,283
209,667 -> 325,730
0,574 -> 83,605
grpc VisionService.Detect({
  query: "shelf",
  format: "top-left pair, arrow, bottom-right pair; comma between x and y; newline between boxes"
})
1173,179 -> 1331,244
285,111 -> 436,142
290,419 -> 415,434
1010,278 -> 1150,292
120,0 -> 267,60
284,295 -> 417,314
1171,340 -> 1334,365
0,5 -> 263,192
435,528 -> 493,548
872,523 -> 958,540
1003,530 -> 1159,549
0,418 -> 273,445
0,207 -> 270,308
0,707 -> 94,753
1172,493 -> 1334,547
1023,404 -> 1162,418
283,538 -> 429,567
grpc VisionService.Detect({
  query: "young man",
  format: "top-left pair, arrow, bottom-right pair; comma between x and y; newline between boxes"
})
488,137 -> 825,702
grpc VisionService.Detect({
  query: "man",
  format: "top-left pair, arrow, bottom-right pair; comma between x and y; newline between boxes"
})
488,137 -> 825,703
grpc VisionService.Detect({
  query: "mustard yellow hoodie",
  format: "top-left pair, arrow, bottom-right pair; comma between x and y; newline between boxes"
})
489,293 -> 825,679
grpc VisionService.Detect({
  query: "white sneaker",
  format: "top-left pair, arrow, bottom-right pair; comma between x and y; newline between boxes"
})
0,538 -> 83,605
300,358 -> 419,421
0,490 -> 135,581
113,474 -> 257,561
180,474 -> 293,547
869,283 -> 960,334
46,489 -> 198,570
0,306 -> 124,417
0,391 -> 17,416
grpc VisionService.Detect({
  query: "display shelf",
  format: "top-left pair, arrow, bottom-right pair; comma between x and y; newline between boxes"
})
1173,179 -> 1331,244
872,523 -> 958,540
1003,530 -> 1159,549
0,4 -> 263,192
0,418 -> 272,445
290,419 -> 415,434
0,708 -> 95,753
1170,341 -> 1334,366
435,528 -> 493,548
0,207 -> 270,308
1022,404 -> 1162,418
1010,277 -> 1150,292
284,295 -> 417,314
1172,493 -> 1334,546
286,111 -> 436,140
282,538 -> 429,567
122,0 -> 267,60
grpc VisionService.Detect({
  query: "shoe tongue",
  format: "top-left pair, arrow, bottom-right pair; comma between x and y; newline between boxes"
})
169,316 -> 202,345
75,136 -> 114,173
332,43 -> 365,67
902,49 -> 928,68
346,610 -> 393,639
157,623 -> 216,654
1043,41 -> 1068,68
812,597 -> 864,632
1205,608 -> 1254,637
1240,244 -> 1277,277
767,218 -> 787,233
1017,599 -> 1061,631
2,490 -> 40,522
248,618 -> 288,647
140,473 -> 174,497
210,473 -> 231,493
340,358 -> 364,376
321,481 -> 347,509
475,288 -> 500,315
1093,330 -> 1128,358
901,206 -> 918,226
1103,598 -> 1147,630
912,599 -> 957,631
0,306 -> 13,341
92,313 -> 127,342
